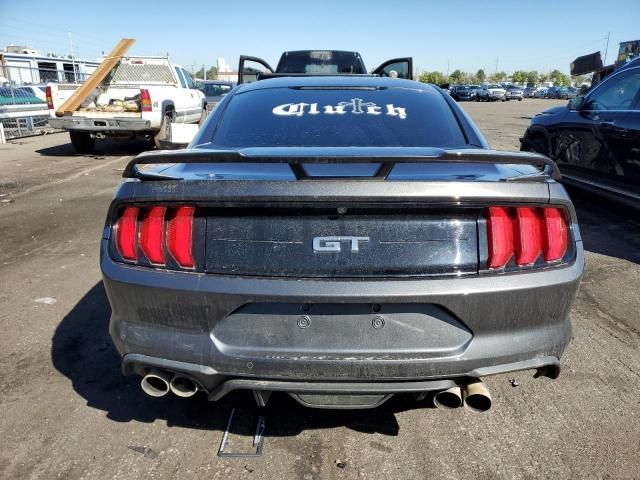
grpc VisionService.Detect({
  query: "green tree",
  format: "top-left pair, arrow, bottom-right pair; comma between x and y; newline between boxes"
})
449,69 -> 465,84
538,73 -> 549,84
526,70 -> 538,86
571,75 -> 588,87
549,69 -> 569,86
476,68 -> 486,83
419,71 -> 446,84
193,66 -> 218,80
489,71 -> 507,83
511,70 -> 527,85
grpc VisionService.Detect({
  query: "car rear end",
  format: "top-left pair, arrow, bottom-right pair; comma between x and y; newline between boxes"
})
101,78 -> 583,411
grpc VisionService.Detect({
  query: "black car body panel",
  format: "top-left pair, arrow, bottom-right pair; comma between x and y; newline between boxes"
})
521,60 -> 640,206
102,76 -> 583,409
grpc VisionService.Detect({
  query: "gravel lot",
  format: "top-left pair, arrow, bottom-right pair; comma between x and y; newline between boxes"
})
1,99 -> 639,479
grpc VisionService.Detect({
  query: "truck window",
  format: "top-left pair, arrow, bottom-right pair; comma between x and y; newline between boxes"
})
181,68 -> 195,89
174,67 -> 187,88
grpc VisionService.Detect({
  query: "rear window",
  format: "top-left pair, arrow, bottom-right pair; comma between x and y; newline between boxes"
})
211,87 -> 467,148
277,51 -> 366,74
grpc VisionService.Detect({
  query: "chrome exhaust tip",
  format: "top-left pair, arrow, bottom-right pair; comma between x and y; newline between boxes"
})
462,380 -> 492,413
140,369 -> 171,398
169,375 -> 199,398
433,386 -> 463,410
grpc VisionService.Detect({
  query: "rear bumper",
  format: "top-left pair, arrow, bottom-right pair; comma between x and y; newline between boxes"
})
102,241 -> 583,395
49,116 -> 152,132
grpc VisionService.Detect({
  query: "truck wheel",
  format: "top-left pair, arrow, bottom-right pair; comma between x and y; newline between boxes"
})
154,111 -> 174,148
69,131 -> 95,154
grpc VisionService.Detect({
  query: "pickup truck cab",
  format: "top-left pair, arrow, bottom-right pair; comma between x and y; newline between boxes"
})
238,50 -> 413,83
47,56 -> 205,152
476,84 -> 507,102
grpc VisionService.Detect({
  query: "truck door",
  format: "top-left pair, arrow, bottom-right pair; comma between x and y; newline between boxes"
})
373,57 -> 413,80
179,67 -> 203,123
238,55 -> 274,84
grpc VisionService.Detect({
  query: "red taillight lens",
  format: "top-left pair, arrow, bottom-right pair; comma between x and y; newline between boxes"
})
485,206 -> 570,269
45,86 -> 53,109
140,88 -> 152,112
166,207 -> 195,268
542,208 -> 568,261
139,206 -> 166,265
514,207 -> 543,265
486,206 -> 514,268
115,207 -> 139,261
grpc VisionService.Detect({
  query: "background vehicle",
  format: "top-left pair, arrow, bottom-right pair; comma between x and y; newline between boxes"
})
521,59 -> 640,206
469,85 -> 481,99
555,87 -> 578,99
534,88 -> 548,98
451,85 -> 474,101
476,84 -> 506,101
545,86 -> 561,99
102,76 -> 583,412
199,80 -> 234,112
47,56 -> 205,152
523,87 -> 536,98
505,85 -> 524,101
238,50 -> 413,83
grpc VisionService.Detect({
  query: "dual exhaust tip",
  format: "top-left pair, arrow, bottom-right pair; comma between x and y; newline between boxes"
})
433,380 -> 492,413
140,370 -> 492,413
140,369 -> 199,398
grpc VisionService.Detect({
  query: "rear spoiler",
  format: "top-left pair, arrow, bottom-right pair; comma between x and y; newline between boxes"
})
123,148 -> 560,181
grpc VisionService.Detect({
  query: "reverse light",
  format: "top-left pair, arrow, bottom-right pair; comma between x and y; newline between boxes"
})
485,206 -> 569,270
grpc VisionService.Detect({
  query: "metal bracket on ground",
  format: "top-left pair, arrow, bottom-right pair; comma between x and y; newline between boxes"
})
217,408 -> 266,458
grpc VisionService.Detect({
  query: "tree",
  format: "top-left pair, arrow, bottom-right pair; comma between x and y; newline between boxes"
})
476,69 -> 486,83
193,66 -> 218,80
526,70 -> 538,86
511,70 -> 527,85
572,75 -> 589,87
538,73 -> 549,84
449,69 -> 465,84
489,71 -> 506,83
549,69 -> 569,86
419,71 -> 446,85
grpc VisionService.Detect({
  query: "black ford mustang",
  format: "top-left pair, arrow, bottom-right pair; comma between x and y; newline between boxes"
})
101,76 -> 583,411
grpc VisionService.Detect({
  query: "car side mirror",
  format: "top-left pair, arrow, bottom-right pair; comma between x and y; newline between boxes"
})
568,96 -> 586,110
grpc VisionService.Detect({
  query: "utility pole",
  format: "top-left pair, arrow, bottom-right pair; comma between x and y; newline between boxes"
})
68,31 -> 77,83
603,31 -> 611,64
495,57 -> 498,74
446,59 -> 450,78
203,63 -> 206,81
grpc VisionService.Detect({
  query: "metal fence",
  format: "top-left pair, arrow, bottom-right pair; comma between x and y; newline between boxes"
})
0,64 -> 91,142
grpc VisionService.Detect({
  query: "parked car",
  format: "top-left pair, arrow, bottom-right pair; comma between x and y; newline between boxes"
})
476,84 -> 506,101
555,87 -> 578,99
545,86 -> 561,99
521,58 -> 640,207
469,84 -> 482,99
534,88 -> 548,98
238,50 -> 413,82
523,87 -> 537,98
505,86 -> 524,101
451,85 -> 474,101
102,75 -> 583,412
199,80 -> 234,112
47,56 -> 205,152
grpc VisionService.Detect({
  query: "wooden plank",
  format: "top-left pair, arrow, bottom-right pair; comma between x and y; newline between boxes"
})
55,38 -> 135,117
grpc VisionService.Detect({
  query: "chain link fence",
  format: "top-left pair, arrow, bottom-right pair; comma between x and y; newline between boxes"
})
1,64 -> 91,142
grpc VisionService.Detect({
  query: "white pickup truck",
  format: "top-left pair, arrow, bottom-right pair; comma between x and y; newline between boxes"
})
47,56 -> 205,152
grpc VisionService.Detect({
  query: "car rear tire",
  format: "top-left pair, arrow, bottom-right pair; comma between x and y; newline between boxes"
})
522,135 -> 548,156
69,131 -> 94,154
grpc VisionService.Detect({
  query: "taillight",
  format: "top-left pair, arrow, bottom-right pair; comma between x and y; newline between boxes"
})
485,206 -> 569,270
45,86 -> 54,109
167,207 -> 195,268
113,205 -> 195,269
486,207 -> 514,268
115,206 -> 139,261
139,206 -> 166,265
140,88 -> 152,112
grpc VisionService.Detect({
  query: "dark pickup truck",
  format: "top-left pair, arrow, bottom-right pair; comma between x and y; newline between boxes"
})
238,50 -> 413,83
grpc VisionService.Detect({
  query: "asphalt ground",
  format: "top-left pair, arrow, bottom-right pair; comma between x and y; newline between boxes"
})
1,98 -> 639,479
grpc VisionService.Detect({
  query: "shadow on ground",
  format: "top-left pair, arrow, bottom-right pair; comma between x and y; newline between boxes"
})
52,282 -> 431,437
36,137 -> 153,157
567,186 -> 640,264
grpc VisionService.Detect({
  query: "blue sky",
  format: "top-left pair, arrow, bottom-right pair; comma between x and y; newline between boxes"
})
1,0 -> 638,74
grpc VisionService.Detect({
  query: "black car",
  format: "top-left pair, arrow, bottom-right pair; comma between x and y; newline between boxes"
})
451,85 -> 474,101
199,80 -> 234,111
102,75 -> 583,412
521,59 -> 640,206
238,50 -> 413,83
